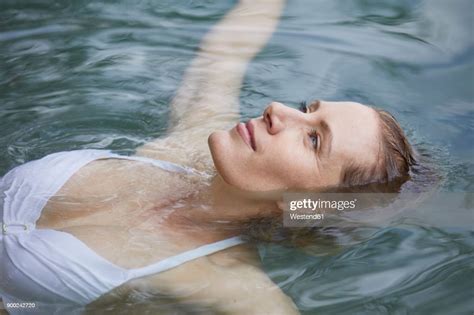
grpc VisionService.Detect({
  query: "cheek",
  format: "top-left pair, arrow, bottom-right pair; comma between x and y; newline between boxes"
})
262,138 -> 317,186
283,154 -> 316,185
209,131 -> 319,191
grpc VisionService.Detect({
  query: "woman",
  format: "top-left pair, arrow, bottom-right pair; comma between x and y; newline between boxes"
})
0,0 -> 415,314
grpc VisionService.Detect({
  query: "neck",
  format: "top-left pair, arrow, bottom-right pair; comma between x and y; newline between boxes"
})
207,175 -> 282,220
164,173 -> 282,242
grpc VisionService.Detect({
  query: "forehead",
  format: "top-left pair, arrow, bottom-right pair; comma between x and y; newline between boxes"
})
320,101 -> 380,165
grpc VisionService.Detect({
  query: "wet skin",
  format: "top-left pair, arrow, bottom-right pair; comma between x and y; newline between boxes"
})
209,100 -> 381,191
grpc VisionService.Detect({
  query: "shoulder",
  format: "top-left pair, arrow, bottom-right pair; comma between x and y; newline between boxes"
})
134,133 -> 215,172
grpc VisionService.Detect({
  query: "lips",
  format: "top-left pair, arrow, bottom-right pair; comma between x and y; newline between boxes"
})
236,121 -> 256,151
246,120 -> 256,150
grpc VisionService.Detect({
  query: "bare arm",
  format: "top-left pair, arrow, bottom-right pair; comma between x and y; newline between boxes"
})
91,248 -> 300,315
168,0 -> 286,133
135,0 -> 286,164
163,254 -> 300,315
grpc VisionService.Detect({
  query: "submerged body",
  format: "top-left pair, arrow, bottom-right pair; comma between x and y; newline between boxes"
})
1,149 -> 293,314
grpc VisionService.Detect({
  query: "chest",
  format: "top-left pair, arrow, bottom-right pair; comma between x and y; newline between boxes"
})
35,158 -> 207,270
37,158 -> 196,229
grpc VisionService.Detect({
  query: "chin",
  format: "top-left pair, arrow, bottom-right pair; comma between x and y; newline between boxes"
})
208,131 -> 246,189
208,131 -> 224,161
208,131 -> 231,176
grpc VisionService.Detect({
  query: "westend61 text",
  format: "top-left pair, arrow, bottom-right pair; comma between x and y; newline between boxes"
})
289,198 -> 357,211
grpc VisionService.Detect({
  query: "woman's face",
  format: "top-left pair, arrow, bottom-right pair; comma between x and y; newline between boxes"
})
208,100 -> 381,191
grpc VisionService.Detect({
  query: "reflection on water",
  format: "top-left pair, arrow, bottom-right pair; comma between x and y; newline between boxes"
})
0,0 -> 472,314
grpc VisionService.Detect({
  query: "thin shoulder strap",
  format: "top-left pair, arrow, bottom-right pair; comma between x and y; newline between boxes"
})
127,236 -> 246,280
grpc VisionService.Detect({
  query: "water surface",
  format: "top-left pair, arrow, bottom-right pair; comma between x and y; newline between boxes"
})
1,0 -> 473,314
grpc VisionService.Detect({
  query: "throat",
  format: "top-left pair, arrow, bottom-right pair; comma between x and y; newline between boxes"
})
156,174 -> 280,243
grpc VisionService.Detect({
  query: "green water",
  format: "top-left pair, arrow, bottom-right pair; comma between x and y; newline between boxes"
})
1,0 -> 473,314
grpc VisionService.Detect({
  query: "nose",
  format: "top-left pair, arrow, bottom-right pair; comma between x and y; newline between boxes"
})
263,101 -> 302,135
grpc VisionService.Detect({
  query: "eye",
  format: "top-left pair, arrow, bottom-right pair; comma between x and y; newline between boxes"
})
309,129 -> 319,150
298,101 -> 308,113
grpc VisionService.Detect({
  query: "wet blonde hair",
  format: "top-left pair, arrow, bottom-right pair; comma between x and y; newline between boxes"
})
341,108 -> 416,188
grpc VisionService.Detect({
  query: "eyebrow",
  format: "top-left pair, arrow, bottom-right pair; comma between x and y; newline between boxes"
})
308,100 -> 332,156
